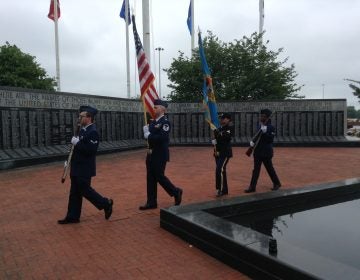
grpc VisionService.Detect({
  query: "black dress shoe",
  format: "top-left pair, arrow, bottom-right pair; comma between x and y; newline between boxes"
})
244,188 -> 256,193
57,218 -> 80,224
104,199 -> 113,220
174,188 -> 183,206
216,191 -> 228,197
271,184 -> 281,191
139,204 -> 157,210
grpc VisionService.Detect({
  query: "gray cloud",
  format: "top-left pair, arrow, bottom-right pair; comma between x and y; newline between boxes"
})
1,0 -> 359,108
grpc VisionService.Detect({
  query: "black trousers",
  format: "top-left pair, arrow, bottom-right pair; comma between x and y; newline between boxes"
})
146,154 -> 178,206
249,155 -> 281,190
215,156 -> 230,194
67,176 -> 108,220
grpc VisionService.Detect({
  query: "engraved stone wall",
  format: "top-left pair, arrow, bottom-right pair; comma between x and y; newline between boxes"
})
0,87 -> 349,168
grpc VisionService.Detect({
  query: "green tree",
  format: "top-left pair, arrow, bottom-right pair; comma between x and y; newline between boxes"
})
345,79 -> 360,102
347,106 -> 357,118
0,42 -> 56,91
347,106 -> 360,119
165,32 -> 303,102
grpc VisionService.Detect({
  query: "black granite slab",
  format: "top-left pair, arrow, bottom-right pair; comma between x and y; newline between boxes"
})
0,150 -> 10,160
160,178 -> 360,280
21,148 -> 38,157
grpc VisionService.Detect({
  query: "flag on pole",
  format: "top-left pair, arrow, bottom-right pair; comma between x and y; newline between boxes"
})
120,0 -> 131,25
187,1 -> 192,35
48,0 -> 61,21
132,15 -> 158,119
198,32 -> 219,130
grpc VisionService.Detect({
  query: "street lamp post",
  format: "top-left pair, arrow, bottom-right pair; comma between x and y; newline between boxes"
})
322,84 -> 325,99
155,47 -> 164,98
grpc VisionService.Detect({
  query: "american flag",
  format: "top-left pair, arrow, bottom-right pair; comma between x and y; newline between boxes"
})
48,0 -> 61,21
132,15 -> 158,119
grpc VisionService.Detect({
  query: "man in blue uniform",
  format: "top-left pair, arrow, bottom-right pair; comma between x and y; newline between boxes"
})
139,99 -> 183,210
212,113 -> 234,197
58,105 -> 113,224
244,109 -> 281,193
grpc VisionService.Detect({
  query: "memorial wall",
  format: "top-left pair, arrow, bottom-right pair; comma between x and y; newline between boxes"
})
0,87 -> 348,169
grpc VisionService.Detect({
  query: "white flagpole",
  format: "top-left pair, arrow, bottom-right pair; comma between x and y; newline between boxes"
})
54,0 -> 61,91
133,2 -> 137,97
142,0 -> 151,66
125,0 -> 130,98
191,0 -> 195,56
259,0 -> 264,42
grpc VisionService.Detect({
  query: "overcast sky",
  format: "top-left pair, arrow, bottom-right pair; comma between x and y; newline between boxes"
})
1,0 -> 359,108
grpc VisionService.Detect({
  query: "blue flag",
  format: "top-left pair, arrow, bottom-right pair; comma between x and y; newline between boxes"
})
198,32 -> 219,130
187,1 -> 192,35
120,0 -> 131,25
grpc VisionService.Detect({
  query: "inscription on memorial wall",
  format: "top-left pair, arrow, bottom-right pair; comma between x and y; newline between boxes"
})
0,89 -> 142,112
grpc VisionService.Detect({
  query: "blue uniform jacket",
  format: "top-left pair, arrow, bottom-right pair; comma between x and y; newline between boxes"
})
254,121 -> 275,158
214,123 -> 234,157
70,123 -> 99,178
148,115 -> 170,162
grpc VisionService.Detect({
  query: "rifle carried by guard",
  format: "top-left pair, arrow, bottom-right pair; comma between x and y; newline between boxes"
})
61,123 -> 80,183
245,112 -> 273,157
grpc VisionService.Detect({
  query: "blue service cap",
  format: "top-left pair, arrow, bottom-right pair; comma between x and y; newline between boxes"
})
79,105 -> 98,116
220,113 -> 232,120
153,99 -> 168,108
260,109 -> 272,117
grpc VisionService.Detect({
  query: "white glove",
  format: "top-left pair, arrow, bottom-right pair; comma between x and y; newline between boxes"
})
250,141 -> 255,147
261,125 -> 267,133
64,161 -> 68,168
71,136 -> 80,145
211,139 -> 217,145
143,125 -> 150,139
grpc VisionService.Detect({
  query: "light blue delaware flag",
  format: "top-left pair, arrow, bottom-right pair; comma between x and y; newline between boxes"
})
198,32 -> 219,130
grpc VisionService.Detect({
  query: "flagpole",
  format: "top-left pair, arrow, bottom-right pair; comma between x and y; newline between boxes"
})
142,0 -> 151,66
133,1 -> 137,97
54,0 -> 61,91
259,0 -> 264,44
125,0 -> 130,98
191,0 -> 195,56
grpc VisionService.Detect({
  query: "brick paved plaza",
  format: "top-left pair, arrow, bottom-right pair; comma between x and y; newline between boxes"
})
1,146 -> 360,279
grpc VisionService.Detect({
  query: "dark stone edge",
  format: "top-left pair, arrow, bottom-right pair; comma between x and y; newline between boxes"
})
160,178 -> 360,280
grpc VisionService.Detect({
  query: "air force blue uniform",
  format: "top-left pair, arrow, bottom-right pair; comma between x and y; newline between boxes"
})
70,124 -> 98,178
66,123 -> 110,221
145,115 -> 181,207
249,119 -> 281,190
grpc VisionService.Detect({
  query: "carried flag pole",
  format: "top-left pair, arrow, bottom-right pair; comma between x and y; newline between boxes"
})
131,14 -> 159,124
48,0 -> 61,91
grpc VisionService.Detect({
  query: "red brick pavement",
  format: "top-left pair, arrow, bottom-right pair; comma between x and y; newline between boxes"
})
1,147 -> 360,279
